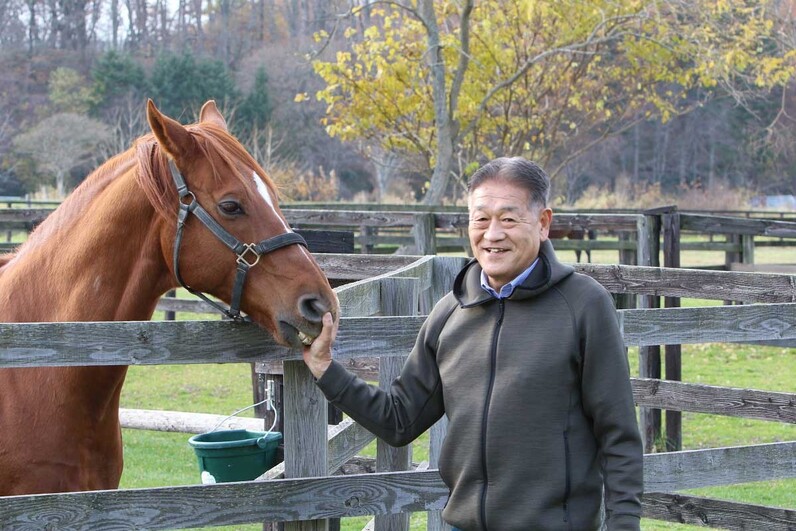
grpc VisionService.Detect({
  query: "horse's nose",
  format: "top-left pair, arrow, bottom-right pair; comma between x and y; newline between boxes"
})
298,294 -> 330,323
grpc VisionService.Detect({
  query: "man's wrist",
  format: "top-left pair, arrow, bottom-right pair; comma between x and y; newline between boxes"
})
308,359 -> 332,380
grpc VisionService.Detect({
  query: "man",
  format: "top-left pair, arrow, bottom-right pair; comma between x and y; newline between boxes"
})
303,157 -> 643,530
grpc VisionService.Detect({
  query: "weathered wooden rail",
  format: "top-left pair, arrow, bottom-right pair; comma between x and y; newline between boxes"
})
1,254 -> 794,530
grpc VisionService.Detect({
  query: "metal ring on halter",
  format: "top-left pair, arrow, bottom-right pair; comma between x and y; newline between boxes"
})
236,244 -> 261,268
180,191 -> 196,206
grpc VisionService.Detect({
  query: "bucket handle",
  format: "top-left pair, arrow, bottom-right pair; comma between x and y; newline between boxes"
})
256,435 -> 272,448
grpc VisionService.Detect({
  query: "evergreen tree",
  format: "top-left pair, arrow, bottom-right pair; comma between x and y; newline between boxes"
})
91,51 -> 150,115
150,52 -> 239,120
236,66 -> 272,139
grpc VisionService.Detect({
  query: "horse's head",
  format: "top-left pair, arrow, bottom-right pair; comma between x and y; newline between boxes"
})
139,99 -> 338,348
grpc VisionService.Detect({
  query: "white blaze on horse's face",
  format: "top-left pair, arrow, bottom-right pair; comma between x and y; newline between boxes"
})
252,171 -> 288,231
251,171 -> 312,260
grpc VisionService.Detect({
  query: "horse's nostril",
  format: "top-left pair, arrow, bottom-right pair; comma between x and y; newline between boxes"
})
299,295 -> 329,322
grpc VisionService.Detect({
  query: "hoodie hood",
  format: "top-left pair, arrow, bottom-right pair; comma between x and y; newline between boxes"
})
453,239 -> 574,307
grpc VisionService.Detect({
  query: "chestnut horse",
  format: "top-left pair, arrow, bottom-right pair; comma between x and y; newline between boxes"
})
0,100 -> 338,495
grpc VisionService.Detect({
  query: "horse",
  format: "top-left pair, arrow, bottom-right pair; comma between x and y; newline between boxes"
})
550,227 -> 597,263
0,100 -> 338,495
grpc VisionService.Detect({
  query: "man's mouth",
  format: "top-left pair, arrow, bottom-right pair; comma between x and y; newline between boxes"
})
484,247 -> 508,254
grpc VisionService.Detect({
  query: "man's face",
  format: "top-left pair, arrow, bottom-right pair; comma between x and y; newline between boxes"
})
468,179 -> 552,291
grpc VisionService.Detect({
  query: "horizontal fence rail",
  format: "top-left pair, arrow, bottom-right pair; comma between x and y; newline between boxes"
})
620,303 -> 796,346
2,303 -> 793,368
643,493 -> 796,530
3,461 -> 795,531
681,214 -> 796,237
573,264 -> 796,303
0,471 -> 450,530
632,379 -> 796,424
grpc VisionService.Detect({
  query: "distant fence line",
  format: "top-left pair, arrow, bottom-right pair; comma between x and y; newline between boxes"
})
1,254 -> 795,530
3,205 -> 796,264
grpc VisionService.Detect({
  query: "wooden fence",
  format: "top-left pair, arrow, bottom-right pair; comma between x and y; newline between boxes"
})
2,204 -> 795,442
1,253 -> 794,530
2,205 -> 795,452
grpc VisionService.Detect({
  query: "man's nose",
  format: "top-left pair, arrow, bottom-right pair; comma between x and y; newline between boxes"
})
484,218 -> 505,240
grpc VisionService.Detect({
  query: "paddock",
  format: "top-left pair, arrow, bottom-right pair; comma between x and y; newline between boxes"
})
0,249 -> 794,530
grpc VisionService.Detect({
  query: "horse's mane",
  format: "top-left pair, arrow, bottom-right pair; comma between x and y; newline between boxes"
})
9,150 -> 138,260
136,123 -> 280,220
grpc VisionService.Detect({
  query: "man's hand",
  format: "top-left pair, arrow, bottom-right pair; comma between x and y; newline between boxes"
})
302,312 -> 338,379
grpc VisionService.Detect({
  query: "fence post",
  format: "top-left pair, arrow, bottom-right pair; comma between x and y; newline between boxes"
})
662,209 -> 682,452
283,359 -> 329,531
425,257 -> 462,531
616,231 -> 638,309
741,234 -> 755,270
374,277 -> 417,531
163,290 -> 176,321
637,212 -> 662,453
360,225 -> 375,254
412,213 -> 437,255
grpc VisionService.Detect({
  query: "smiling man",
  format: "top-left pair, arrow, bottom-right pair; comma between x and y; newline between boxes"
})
304,157 -> 643,531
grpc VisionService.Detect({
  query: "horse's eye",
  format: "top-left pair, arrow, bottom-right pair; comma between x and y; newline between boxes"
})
218,200 -> 244,216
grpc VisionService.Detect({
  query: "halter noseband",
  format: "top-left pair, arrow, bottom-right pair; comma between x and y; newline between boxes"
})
169,160 -> 307,321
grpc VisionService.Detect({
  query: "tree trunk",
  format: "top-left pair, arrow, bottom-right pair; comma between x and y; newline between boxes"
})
419,0 -> 469,206
111,0 -> 119,48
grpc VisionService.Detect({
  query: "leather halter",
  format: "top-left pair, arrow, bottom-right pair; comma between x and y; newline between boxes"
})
169,160 -> 307,321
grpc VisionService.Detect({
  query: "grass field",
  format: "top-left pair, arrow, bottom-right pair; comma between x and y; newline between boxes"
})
90,239 -> 796,529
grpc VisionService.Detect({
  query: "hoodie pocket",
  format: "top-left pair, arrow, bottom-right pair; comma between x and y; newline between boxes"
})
562,430 -> 572,524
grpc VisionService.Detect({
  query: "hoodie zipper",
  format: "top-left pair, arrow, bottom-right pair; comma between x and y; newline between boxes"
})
479,299 -> 504,530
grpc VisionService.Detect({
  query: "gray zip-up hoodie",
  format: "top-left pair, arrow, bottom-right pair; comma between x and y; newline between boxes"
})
317,240 -> 643,530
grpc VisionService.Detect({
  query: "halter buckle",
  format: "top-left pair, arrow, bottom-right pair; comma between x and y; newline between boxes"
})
236,243 -> 261,268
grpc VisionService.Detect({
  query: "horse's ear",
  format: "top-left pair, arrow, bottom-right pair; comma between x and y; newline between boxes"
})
146,99 -> 193,160
199,100 -> 228,131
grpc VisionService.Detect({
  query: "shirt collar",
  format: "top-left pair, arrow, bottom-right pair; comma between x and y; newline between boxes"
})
480,258 -> 540,299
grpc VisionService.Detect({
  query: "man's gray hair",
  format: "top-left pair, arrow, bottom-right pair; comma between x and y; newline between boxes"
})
467,157 -> 550,208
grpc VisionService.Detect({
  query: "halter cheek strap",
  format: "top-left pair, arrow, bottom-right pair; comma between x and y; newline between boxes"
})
169,160 -> 307,321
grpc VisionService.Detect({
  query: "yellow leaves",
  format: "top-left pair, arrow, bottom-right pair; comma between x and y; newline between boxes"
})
310,0 -> 794,163
294,93 -> 309,103
313,30 -> 328,44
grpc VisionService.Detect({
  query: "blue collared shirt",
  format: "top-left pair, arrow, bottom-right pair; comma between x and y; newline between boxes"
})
480,258 -> 539,299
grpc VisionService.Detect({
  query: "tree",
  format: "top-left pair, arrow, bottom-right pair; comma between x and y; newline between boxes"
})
91,50 -> 149,114
150,51 -> 239,120
12,112 -> 109,197
312,0 -> 795,204
49,66 -> 99,113
235,66 -> 272,139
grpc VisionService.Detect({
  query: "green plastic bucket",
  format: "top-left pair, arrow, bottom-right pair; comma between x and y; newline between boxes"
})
188,430 -> 282,483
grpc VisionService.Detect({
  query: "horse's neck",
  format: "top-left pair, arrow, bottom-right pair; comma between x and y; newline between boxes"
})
0,167 -> 173,323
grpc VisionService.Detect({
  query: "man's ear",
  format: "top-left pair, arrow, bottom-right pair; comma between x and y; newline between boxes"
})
539,207 -> 553,241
